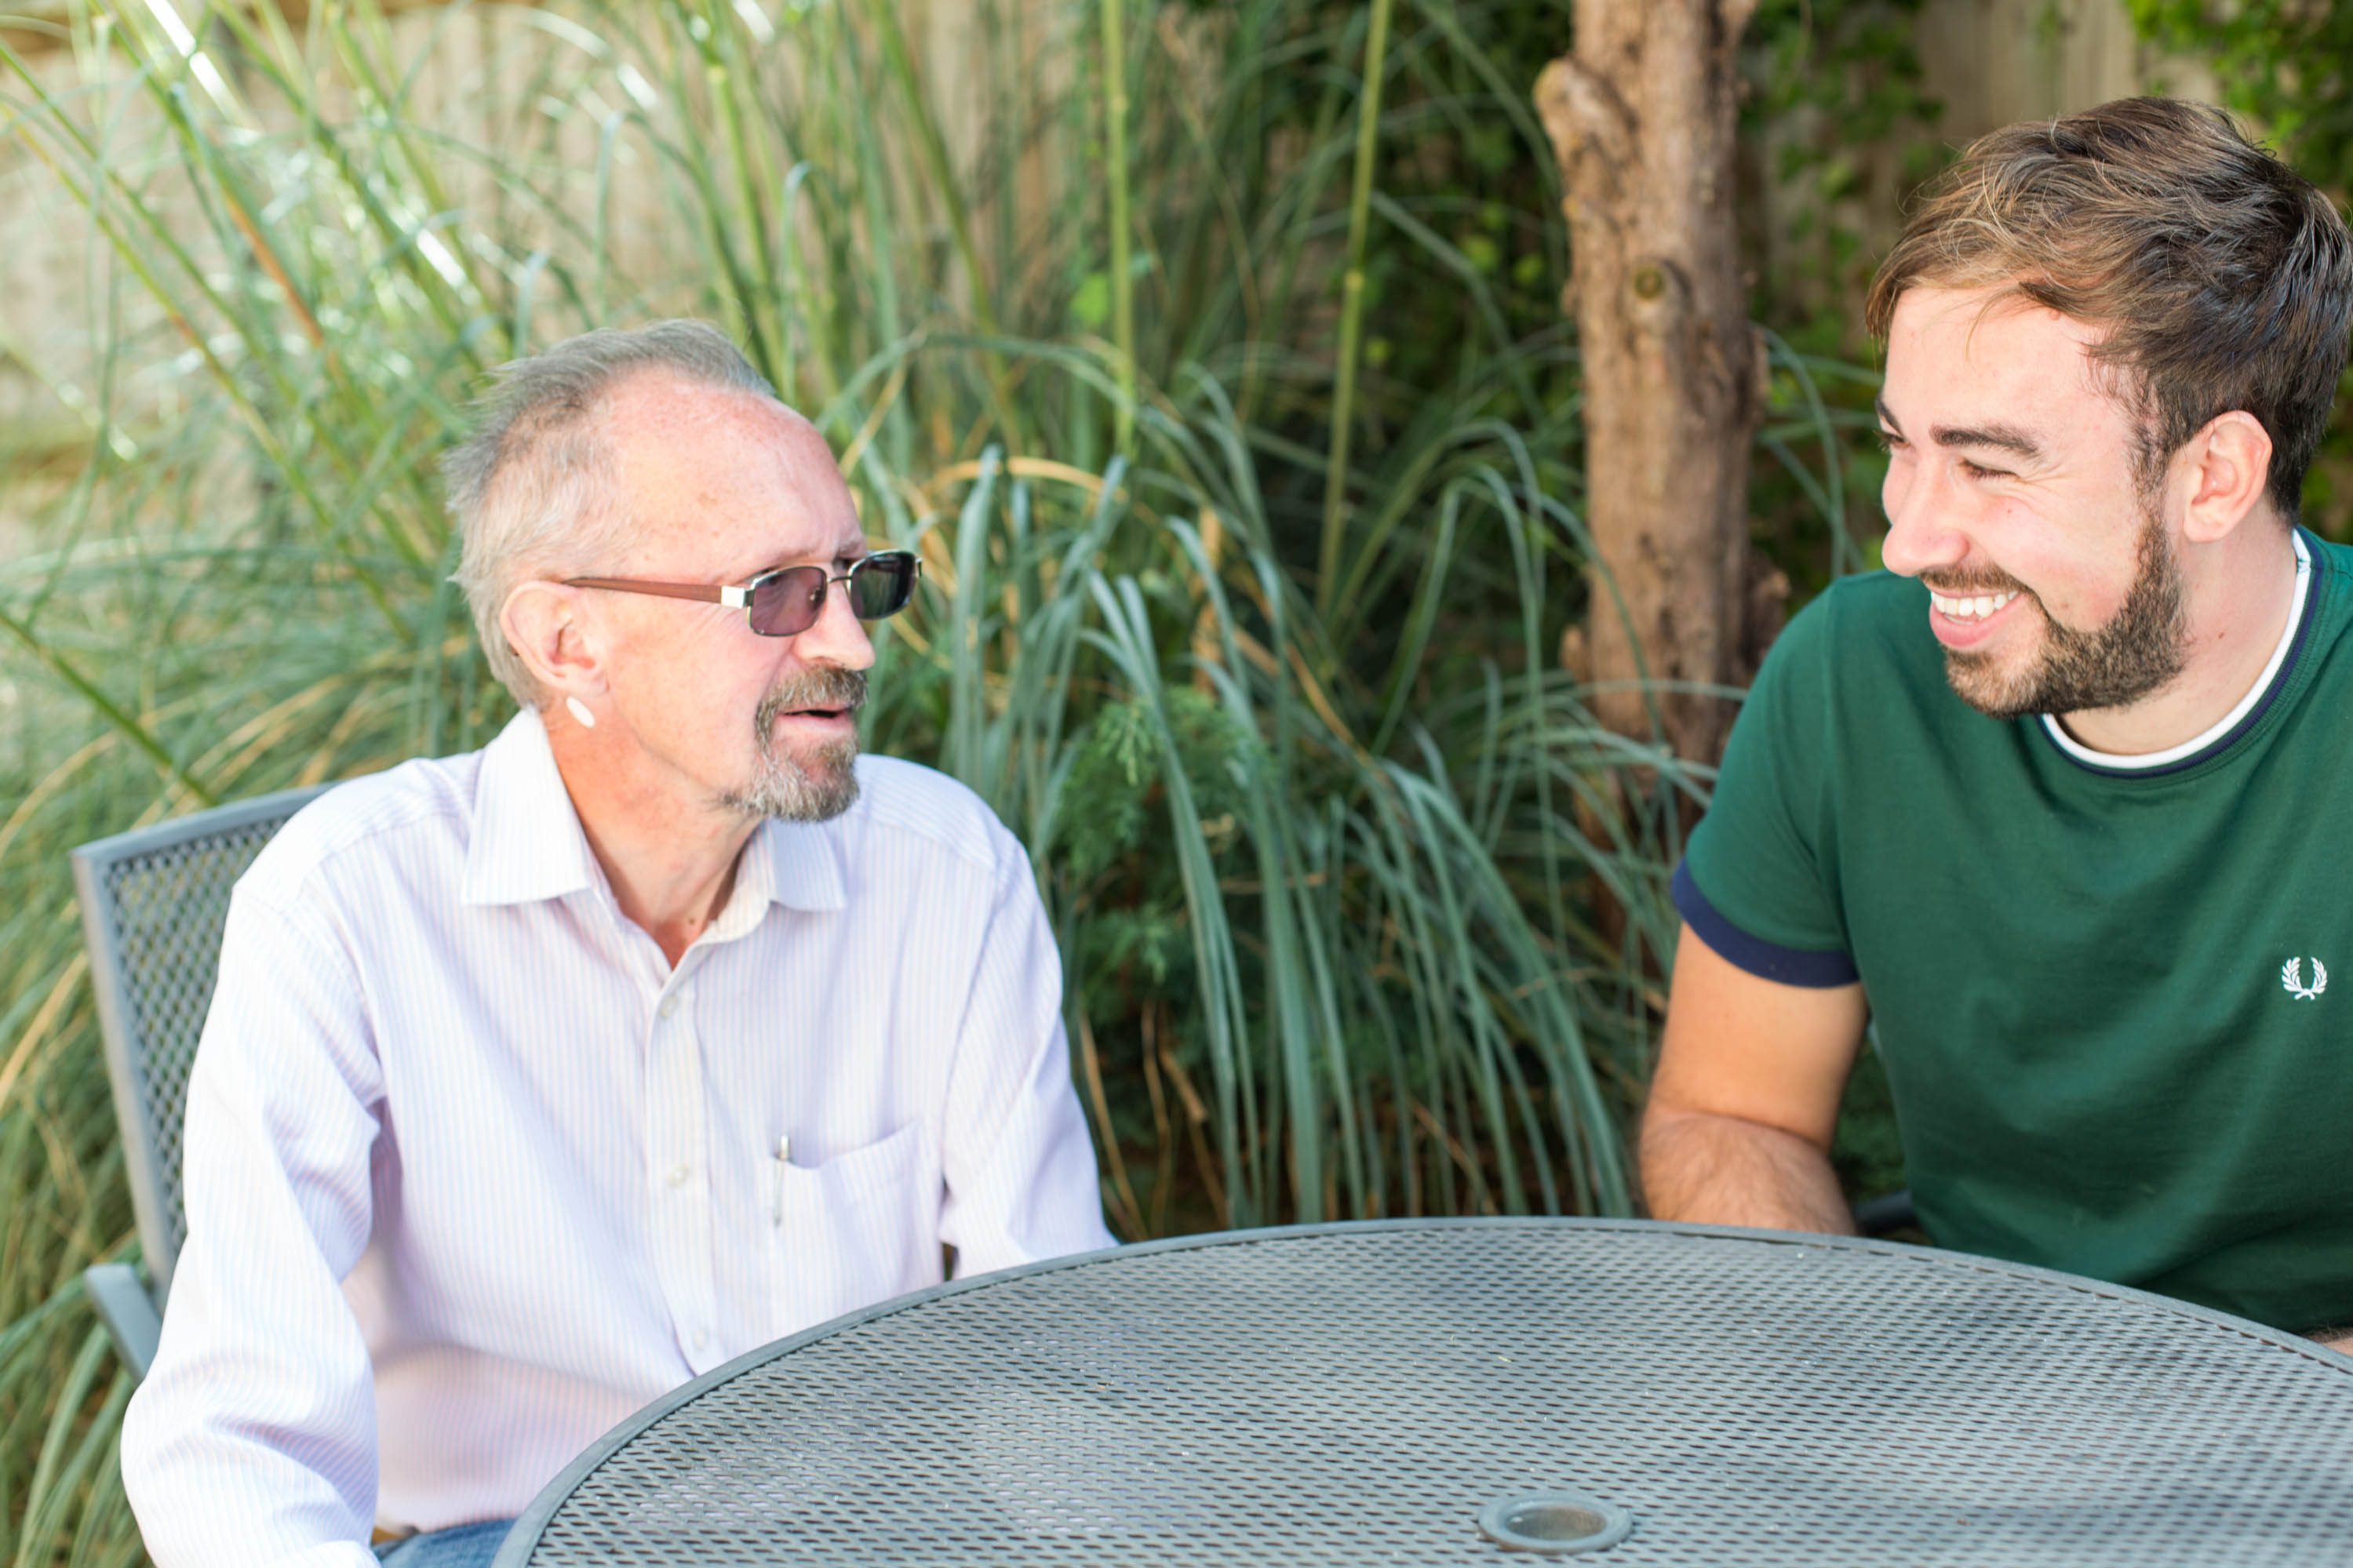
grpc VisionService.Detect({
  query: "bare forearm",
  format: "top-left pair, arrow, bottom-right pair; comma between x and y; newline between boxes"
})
1639,1107 -> 1856,1235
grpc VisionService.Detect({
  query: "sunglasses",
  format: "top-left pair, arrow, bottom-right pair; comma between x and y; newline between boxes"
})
566,549 -> 921,638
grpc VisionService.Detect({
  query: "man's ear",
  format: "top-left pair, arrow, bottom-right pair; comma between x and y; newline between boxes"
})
2177,411 -> 2276,545
501,580 -> 606,701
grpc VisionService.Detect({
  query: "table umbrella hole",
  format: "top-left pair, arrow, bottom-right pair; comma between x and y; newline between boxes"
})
1477,1493 -> 1632,1555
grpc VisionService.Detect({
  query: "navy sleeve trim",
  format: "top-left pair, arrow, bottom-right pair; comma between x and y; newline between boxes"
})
1671,860 -> 1859,988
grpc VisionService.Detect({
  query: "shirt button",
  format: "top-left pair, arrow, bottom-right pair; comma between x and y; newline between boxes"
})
693,1330 -> 709,1350
666,1165 -> 690,1188
657,995 -> 679,1020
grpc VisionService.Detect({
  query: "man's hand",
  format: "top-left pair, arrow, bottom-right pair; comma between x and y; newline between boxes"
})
1641,922 -> 1870,1235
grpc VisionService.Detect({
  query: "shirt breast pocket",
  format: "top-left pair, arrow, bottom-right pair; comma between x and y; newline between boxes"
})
764,1120 -> 942,1339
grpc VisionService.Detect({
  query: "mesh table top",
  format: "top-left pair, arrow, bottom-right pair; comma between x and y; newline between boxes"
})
498,1219 -> 2353,1565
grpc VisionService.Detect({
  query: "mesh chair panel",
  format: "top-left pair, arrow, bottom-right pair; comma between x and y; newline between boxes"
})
76,788 -> 326,1292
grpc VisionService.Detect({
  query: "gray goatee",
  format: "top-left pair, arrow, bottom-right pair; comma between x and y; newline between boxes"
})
719,665 -> 867,821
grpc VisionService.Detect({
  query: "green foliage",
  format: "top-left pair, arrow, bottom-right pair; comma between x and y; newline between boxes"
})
0,2 -> 1717,1556
1830,1041 -> 1908,1204
1054,687 -> 1256,999
1741,0 -> 1942,598
1061,687 -> 1258,888
2128,0 -> 2353,537
0,3 -> 1916,1559
1744,0 -> 1942,325
1325,0 -> 1575,422
2128,0 -> 2353,196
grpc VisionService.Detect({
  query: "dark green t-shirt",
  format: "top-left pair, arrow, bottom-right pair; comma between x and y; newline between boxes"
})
1677,530 -> 2353,1333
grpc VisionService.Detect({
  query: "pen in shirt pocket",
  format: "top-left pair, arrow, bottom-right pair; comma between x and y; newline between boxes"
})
769,1135 -> 791,1228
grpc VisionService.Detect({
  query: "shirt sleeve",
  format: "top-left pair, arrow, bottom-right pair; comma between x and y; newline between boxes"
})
937,839 -> 1116,1276
1675,591 -> 1859,988
120,882 -> 387,1568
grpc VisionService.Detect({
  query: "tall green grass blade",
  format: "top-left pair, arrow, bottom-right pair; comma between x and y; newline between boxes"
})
1313,0 -> 1394,615
1097,0 -> 1136,452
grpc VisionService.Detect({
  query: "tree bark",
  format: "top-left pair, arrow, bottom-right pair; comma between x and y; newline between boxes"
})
1536,1 -> 1774,767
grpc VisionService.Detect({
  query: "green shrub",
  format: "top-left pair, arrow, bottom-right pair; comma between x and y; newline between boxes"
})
0,2 -> 1725,1556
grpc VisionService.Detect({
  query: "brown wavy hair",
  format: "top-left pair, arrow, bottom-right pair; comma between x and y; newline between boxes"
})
1865,97 -> 2353,521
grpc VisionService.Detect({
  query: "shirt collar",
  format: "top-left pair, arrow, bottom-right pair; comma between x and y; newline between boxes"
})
462,707 -> 850,914
2037,527 -> 2315,777
733,815 -> 849,916
463,708 -> 602,906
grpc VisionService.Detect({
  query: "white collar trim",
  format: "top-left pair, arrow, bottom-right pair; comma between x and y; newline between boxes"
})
2038,530 -> 2311,771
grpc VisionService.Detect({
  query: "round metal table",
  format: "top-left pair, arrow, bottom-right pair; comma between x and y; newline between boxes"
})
494,1219 -> 2353,1564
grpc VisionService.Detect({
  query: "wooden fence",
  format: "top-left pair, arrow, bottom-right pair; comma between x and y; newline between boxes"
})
0,0 -> 2214,534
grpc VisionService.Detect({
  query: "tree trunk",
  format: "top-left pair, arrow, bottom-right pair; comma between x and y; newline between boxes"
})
1536,1 -> 1774,768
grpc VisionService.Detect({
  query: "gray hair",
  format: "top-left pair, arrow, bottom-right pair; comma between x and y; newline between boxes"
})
443,320 -> 778,706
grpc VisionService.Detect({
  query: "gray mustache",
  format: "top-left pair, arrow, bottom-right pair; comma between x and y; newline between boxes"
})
758,668 -> 867,724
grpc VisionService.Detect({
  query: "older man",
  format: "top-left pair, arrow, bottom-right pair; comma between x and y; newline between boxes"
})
1644,99 -> 2353,1346
121,322 -> 1114,1566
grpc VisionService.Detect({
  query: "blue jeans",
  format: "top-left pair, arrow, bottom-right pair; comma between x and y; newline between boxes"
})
373,1519 -> 514,1567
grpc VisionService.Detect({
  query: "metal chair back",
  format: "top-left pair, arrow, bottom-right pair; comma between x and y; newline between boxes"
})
71,785 -> 330,1298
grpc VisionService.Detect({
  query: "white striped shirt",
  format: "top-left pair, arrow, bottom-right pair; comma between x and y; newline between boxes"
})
121,709 -> 1114,1566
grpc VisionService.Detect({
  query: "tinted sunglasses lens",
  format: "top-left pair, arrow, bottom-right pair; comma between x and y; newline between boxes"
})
849,552 -> 916,620
748,566 -> 827,636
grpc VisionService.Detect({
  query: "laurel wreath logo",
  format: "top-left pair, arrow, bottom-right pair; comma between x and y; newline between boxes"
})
2282,957 -> 2329,1001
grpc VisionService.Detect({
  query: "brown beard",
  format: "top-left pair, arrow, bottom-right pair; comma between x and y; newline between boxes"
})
1941,507 -> 2188,721
718,665 -> 867,821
